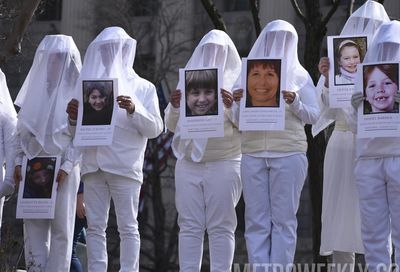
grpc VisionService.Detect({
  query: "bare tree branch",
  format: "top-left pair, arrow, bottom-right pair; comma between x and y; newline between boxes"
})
322,0 -> 341,25
200,0 -> 227,31
248,0 -> 261,36
347,0 -> 355,18
0,0 -> 41,64
290,0 -> 306,23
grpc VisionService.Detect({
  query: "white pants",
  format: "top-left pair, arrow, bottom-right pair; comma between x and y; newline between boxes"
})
24,165 -> 79,272
241,154 -> 307,272
355,157 -> 400,272
84,170 -> 141,272
175,158 -> 242,272
332,251 -> 355,272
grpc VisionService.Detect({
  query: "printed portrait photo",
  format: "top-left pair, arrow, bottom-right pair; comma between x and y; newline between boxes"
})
333,37 -> 367,86
185,68 -> 218,117
23,157 -> 57,199
246,59 -> 281,108
363,63 -> 399,114
82,80 -> 114,125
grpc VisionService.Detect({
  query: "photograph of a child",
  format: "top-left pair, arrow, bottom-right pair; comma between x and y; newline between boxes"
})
185,69 -> 218,117
363,63 -> 399,114
333,37 -> 367,86
82,80 -> 114,125
23,157 -> 57,199
246,59 -> 281,107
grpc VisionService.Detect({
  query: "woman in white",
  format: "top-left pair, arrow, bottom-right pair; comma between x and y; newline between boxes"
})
165,29 -> 242,271
0,68 -> 17,242
350,20 -> 400,272
233,20 -> 319,271
314,1 -> 390,270
13,35 -> 82,271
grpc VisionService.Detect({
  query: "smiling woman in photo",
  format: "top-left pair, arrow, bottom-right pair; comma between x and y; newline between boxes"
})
82,82 -> 113,125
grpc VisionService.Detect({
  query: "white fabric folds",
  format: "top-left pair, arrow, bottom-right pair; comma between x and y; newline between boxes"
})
15,35 -> 82,158
171,30 -> 241,162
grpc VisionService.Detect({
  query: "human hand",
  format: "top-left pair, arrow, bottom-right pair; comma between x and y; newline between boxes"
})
233,89 -> 243,103
282,90 -> 296,104
66,99 -> 79,121
170,90 -> 181,108
351,93 -> 364,109
117,95 -> 135,114
221,88 -> 234,108
13,165 -> 22,185
56,170 -> 68,190
395,91 -> 400,104
318,57 -> 330,88
76,193 -> 85,219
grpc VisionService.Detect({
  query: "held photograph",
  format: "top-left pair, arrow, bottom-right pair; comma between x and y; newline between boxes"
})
82,80 -> 114,126
184,68 -> 218,117
332,36 -> 367,86
245,58 -> 281,108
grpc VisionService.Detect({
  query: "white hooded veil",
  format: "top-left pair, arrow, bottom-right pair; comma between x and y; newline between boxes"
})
78,26 -> 143,131
245,20 -> 309,91
312,0 -> 390,136
0,68 -> 16,118
169,29 -> 241,162
15,35 -> 82,158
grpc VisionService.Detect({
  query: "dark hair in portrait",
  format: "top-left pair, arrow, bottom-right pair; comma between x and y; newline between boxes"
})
185,69 -> 218,117
333,37 -> 366,86
363,64 -> 399,114
82,80 -> 114,125
23,157 -> 56,199
246,59 -> 281,108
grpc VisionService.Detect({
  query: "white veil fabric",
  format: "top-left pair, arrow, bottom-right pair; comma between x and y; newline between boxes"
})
362,20 -> 400,63
0,68 -> 16,118
312,0 -> 390,136
169,29 -> 241,162
246,20 -> 309,91
15,35 -> 82,158
78,26 -> 144,131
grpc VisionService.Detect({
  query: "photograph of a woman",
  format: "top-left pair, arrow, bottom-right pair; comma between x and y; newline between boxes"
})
185,69 -> 218,117
334,38 -> 365,85
23,157 -> 56,199
246,59 -> 281,107
363,63 -> 399,114
82,80 -> 113,125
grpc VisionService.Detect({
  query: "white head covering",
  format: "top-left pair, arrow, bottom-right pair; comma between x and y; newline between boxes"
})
341,0 -> 390,36
0,68 -> 16,118
171,29 -> 241,162
363,20 -> 400,62
247,20 -> 309,91
15,35 -> 82,158
79,26 -> 141,130
312,1 -> 390,136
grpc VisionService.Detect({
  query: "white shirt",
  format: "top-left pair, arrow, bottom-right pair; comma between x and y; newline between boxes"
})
78,80 -> 163,182
0,110 -> 17,185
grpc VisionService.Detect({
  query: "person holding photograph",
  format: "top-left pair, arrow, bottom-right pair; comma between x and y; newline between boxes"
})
314,2 -> 390,271
165,29 -> 242,271
185,69 -> 218,116
66,27 -> 163,272
82,82 -> 113,125
335,39 -> 362,85
232,20 -> 319,271
13,35 -> 82,271
246,60 -> 280,107
0,68 -> 17,243
350,20 -> 400,272
364,64 -> 399,114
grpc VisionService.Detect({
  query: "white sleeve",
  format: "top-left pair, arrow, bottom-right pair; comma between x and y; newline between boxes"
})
288,78 -> 320,124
